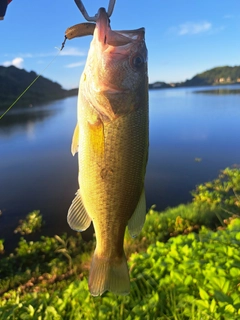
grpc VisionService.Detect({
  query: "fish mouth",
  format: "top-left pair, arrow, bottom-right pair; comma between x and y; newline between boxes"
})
95,8 -> 145,47
95,8 -> 110,44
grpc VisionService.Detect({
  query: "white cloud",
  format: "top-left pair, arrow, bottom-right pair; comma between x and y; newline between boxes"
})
2,57 -> 24,68
18,53 -> 33,58
223,14 -> 234,19
59,47 -> 86,57
2,61 -> 11,66
65,61 -> 86,68
169,21 -> 212,36
178,21 -> 212,35
1,47 -> 86,60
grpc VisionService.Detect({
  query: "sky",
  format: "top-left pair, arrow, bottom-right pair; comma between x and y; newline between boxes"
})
0,0 -> 240,89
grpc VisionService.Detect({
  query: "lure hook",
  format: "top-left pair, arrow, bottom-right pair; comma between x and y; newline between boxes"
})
74,0 -> 116,22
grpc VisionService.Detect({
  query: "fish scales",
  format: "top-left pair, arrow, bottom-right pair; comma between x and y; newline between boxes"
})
68,7 -> 148,296
79,106 -> 148,246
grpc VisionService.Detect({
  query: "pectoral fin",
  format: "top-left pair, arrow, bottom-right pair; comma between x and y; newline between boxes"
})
71,124 -> 79,156
128,189 -> 146,238
67,190 -> 91,232
88,118 -> 105,156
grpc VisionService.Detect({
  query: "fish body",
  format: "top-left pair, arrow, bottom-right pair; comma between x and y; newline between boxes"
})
68,8 -> 148,296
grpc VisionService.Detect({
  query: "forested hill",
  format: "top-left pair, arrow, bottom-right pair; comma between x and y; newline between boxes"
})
0,66 -> 78,109
183,66 -> 240,87
149,65 -> 240,89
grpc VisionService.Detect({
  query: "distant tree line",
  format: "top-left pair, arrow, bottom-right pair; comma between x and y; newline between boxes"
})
0,66 -> 78,109
150,65 -> 240,89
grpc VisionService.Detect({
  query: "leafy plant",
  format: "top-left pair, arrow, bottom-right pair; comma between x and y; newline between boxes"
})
192,166 -> 240,216
128,218 -> 240,319
125,201 -> 229,256
14,210 -> 43,235
55,234 -> 74,270
0,239 -> 4,254
1,219 -> 240,319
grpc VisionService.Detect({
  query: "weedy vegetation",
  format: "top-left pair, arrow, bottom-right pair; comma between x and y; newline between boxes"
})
14,210 -> 43,235
0,166 -> 240,319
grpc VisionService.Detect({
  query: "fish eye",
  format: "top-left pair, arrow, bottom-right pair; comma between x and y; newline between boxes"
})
131,54 -> 144,69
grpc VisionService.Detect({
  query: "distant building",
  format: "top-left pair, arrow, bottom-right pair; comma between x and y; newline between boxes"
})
219,78 -> 225,83
215,77 -> 232,83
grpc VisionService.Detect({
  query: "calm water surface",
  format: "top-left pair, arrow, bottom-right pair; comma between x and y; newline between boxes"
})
1,85 -> 240,248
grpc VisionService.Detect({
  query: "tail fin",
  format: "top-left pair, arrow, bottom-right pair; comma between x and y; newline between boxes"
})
88,251 -> 130,296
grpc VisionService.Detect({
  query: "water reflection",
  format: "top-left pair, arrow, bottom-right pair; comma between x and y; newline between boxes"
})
0,103 -> 62,136
26,120 -> 36,140
194,88 -> 240,95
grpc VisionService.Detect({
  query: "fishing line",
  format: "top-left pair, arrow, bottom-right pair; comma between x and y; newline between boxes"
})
0,37 -> 67,120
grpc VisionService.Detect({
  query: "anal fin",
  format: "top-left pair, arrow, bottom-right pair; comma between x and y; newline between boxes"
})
67,190 -> 91,232
128,188 -> 146,238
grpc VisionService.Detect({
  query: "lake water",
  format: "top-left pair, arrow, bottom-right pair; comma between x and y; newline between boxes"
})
1,85 -> 240,248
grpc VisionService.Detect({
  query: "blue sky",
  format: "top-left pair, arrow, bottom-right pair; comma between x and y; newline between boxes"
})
1,0 -> 239,89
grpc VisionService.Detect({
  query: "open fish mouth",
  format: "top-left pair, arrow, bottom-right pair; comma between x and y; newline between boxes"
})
96,8 -> 145,47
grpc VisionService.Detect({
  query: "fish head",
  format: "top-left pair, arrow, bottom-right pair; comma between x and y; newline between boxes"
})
82,8 -> 148,120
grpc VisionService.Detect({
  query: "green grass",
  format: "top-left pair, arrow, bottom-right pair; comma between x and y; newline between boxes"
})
1,218 -> 240,319
0,166 -> 240,319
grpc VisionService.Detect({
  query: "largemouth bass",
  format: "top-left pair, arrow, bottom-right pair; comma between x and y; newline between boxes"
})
68,7 -> 148,296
